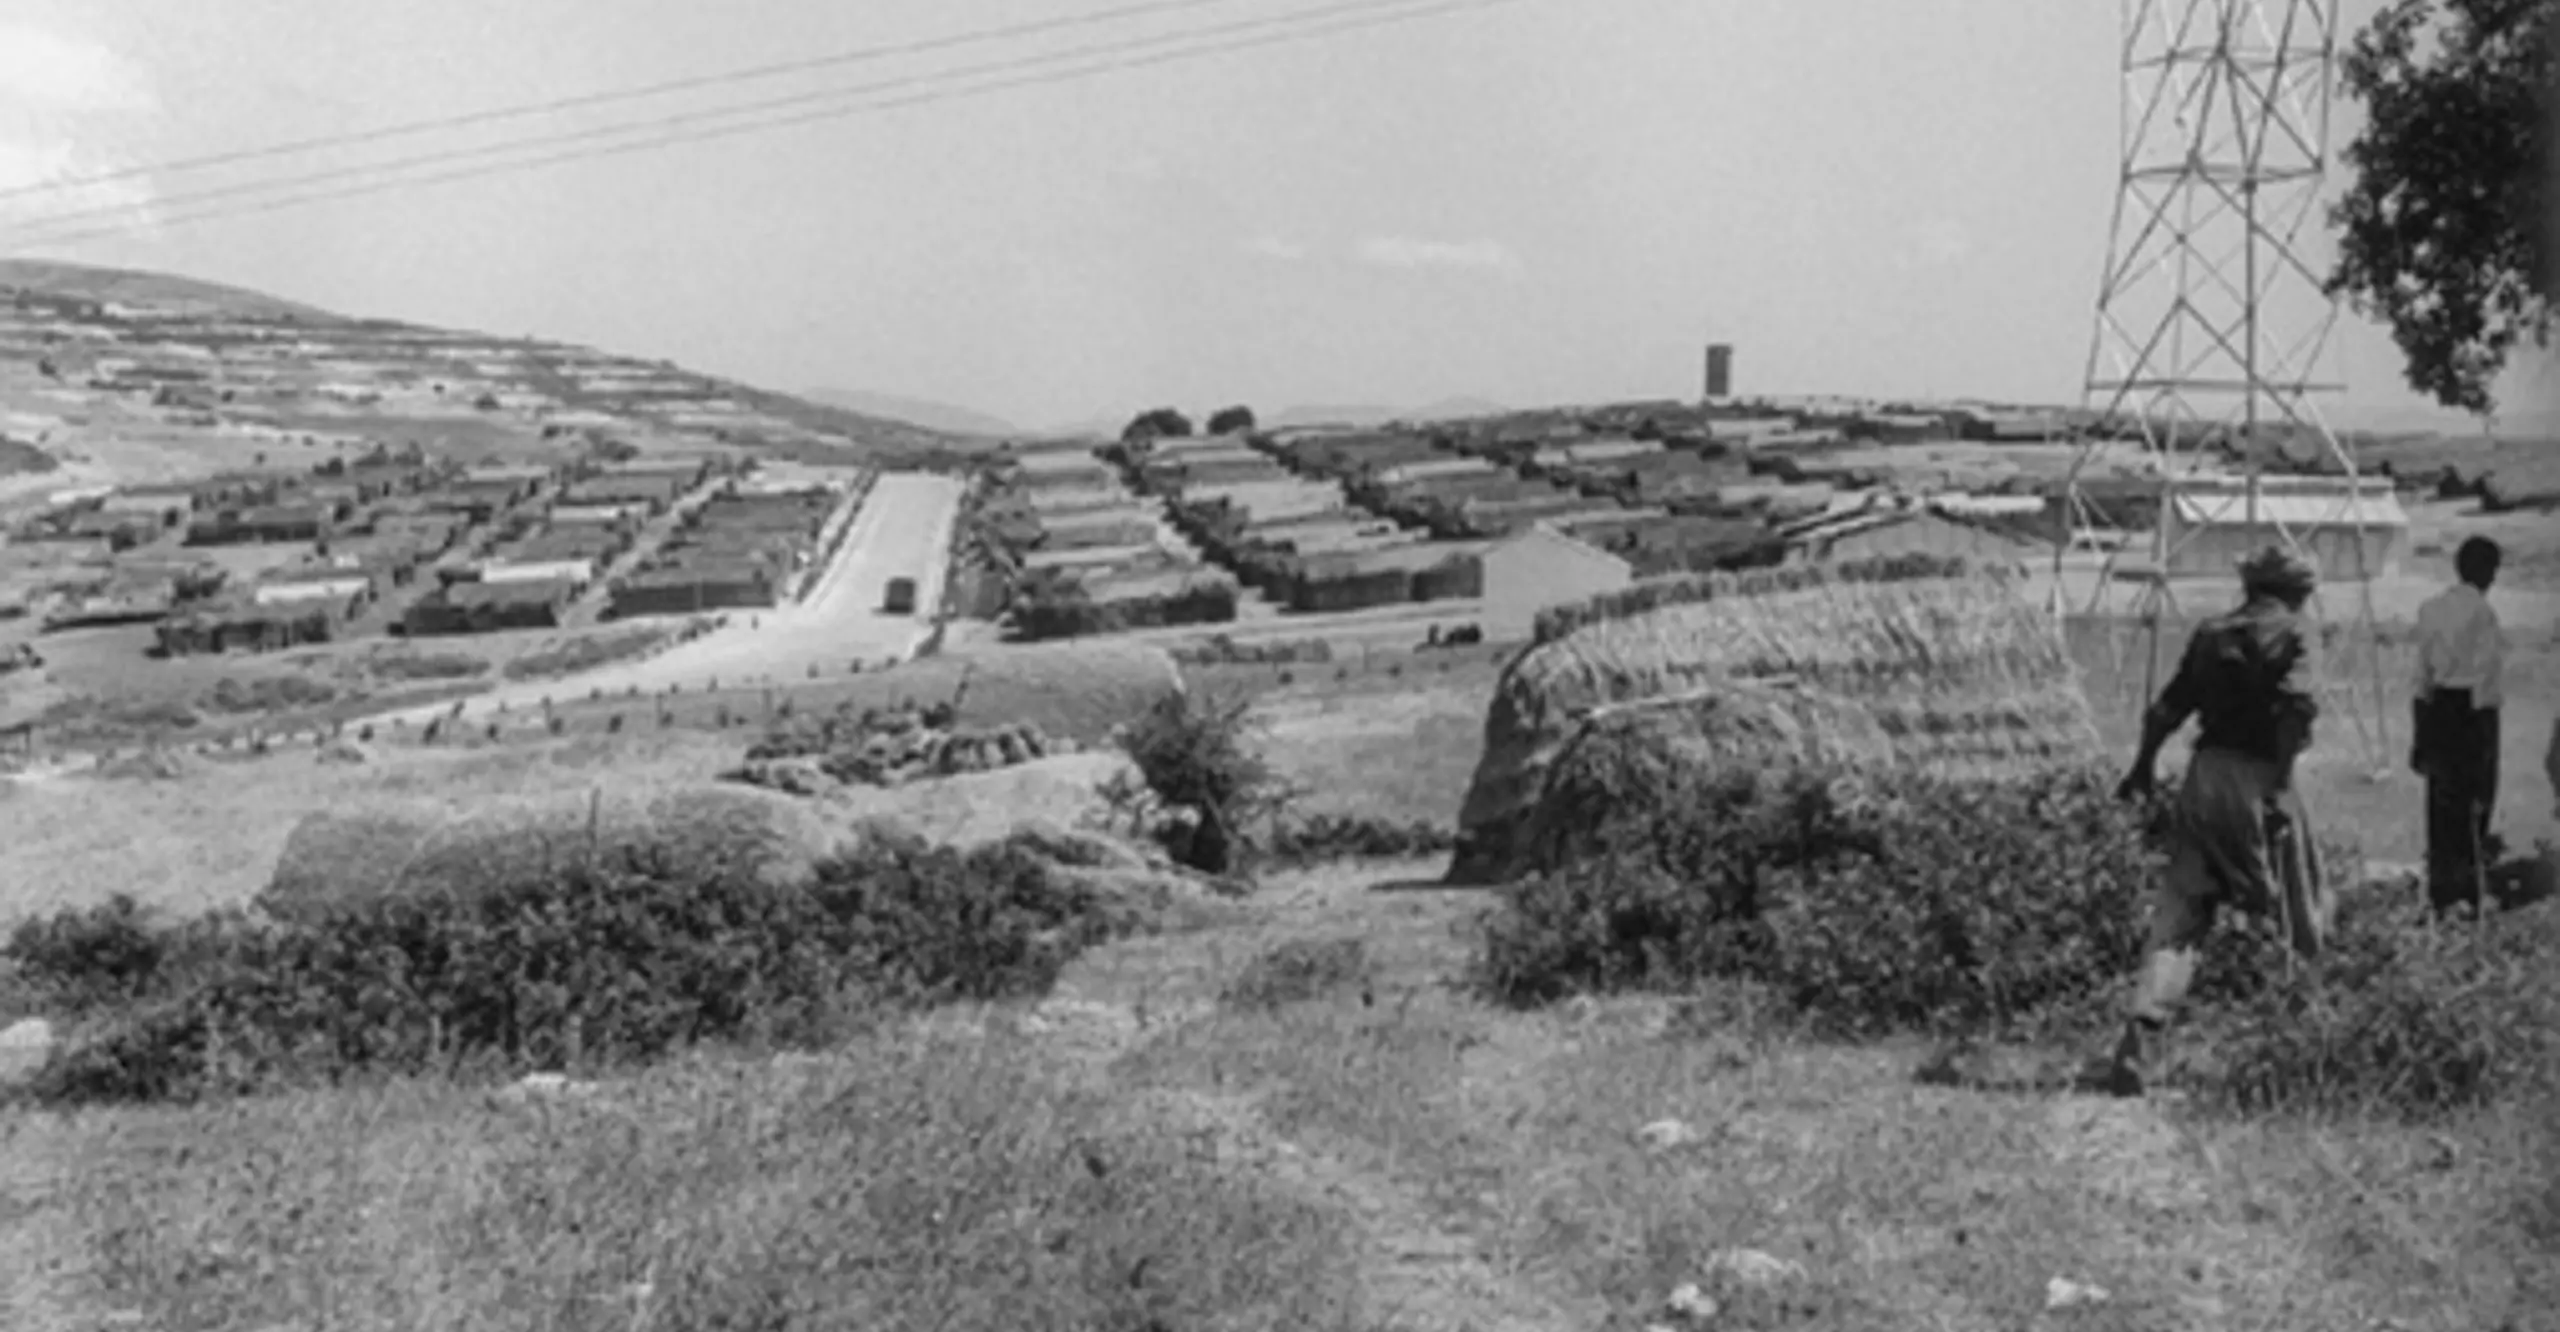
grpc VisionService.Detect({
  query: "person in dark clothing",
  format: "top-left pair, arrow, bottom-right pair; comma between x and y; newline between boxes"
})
2081,544 -> 2332,1098
2411,536 -> 2505,913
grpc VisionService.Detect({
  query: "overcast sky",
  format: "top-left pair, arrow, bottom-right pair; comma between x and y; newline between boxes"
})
0,0 -> 2549,432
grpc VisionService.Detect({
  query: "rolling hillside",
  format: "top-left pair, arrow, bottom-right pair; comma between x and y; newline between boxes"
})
0,259 -> 341,323
0,259 -> 971,508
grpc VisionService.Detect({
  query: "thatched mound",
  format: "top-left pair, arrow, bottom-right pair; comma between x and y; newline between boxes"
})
1514,682 -> 1896,875
261,783 -> 847,921
1449,555 -> 2100,884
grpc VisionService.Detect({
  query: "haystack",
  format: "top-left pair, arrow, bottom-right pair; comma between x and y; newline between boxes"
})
1447,555 -> 2100,885
261,783 -> 847,921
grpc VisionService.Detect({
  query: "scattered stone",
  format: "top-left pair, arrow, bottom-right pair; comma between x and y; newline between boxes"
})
500,1071 -> 600,1102
1703,1247 -> 1806,1288
0,1016 -> 54,1085
2045,1276 -> 2111,1310
1636,1118 -> 1701,1152
1664,1281 -> 1721,1321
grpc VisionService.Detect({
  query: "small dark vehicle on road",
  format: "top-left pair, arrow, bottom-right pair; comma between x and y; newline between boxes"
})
883,576 -> 918,615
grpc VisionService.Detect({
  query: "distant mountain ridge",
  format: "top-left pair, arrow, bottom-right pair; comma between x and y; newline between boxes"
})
1269,397 -> 1508,429
799,388 -> 1018,439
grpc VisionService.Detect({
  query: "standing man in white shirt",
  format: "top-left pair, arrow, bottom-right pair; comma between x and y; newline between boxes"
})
2411,536 -> 2505,912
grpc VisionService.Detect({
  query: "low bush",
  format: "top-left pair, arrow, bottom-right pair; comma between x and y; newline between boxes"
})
1012,580 -> 1238,642
363,651 -> 488,681
1475,765 -> 2160,1036
199,674 -> 338,715
2198,887 -> 2560,1120
1170,634 -> 1334,666
1266,813 -> 1456,866
1476,761 -> 2554,1119
4,894 -> 167,1016
2,832 -> 1163,1106
500,628 -> 666,682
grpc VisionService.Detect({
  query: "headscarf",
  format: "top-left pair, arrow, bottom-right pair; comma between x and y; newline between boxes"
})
2237,544 -> 2317,601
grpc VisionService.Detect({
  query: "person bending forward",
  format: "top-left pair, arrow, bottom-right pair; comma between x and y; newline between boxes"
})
2083,545 -> 2334,1098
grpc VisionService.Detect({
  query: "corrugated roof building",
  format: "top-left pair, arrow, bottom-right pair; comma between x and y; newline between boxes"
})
2159,478 -> 2409,582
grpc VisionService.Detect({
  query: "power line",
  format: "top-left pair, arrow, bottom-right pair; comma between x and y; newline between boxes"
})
0,0 -> 1265,206
8,0 -> 1499,247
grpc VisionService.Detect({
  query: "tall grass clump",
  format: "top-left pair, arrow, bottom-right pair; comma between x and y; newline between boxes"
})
2,831 -> 1167,1106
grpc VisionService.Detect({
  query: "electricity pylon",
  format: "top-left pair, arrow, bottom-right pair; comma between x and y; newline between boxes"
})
2055,0 -> 2395,775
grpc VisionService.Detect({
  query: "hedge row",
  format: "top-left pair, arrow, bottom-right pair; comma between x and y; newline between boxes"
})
1474,762 -> 2558,1119
2,830 -> 1162,1105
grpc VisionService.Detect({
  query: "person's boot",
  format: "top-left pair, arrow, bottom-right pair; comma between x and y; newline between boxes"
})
2072,1020 -> 2154,1098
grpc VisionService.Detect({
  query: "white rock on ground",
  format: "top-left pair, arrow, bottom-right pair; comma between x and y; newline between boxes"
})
1702,1247 -> 1807,1288
1635,1118 -> 1701,1151
1664,1281 -> 1721,1320
0,1017 -> 54,1085
498,1072 -> 601,1102
2045,1276 -> 2112,1310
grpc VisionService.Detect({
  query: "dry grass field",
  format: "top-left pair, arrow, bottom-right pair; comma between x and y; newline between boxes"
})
2,539 -> 2555,1331
6,860 -> 2552,1331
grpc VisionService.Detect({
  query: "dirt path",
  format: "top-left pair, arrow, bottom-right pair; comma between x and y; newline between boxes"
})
1024,862 -> 1604,1332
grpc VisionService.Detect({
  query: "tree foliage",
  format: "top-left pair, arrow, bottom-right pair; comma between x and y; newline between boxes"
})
1121,407 -> 1194,443
2330,0 -> 2556,414
1205,404 -> 1257,435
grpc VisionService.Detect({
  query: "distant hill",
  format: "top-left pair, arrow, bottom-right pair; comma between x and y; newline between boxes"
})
0,260 -> 971,484
0,258 -> 343,323
800,388 -> 1017,439
1270,397 -> 1507,429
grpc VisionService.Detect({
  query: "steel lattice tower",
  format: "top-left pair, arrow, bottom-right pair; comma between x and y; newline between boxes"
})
2058,0 -> 2396,773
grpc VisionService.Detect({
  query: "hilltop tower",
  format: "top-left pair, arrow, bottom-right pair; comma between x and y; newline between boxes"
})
2059,0 -> 2395,773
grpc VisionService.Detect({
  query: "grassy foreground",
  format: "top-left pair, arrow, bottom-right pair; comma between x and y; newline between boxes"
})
7,862 -> 2553,1331
3,616 -> 2556,1330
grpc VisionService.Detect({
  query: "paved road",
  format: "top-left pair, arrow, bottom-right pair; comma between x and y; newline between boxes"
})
365,471 -> 964,725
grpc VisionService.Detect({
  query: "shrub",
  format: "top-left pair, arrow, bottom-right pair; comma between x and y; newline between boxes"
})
1475,764 -> 2160,1037
366,651 -> 486,682
3,833 -> 1165,1106
200,675 -> 338,715
4,894 -> 166,1016
502,630 -> 665,682
2198,889 -> 2560,1120
1267,814 -> 1456,866
1114,688 -> 1288,875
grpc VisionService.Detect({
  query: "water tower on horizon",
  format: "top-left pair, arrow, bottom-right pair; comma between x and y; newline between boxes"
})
1702,343 -> 1733,402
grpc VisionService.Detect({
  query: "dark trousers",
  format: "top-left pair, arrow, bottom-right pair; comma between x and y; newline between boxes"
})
2416,688 -> 2500,911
